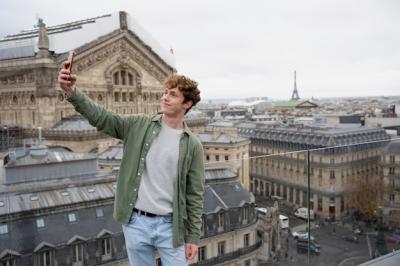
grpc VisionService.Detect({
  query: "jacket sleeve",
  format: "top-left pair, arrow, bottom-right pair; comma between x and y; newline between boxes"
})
185,141 -> 205,245
67,88 -> 131,140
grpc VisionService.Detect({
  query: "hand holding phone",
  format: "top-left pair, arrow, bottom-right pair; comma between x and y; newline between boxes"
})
58,51 -> 77,96
67,51 -> 75,73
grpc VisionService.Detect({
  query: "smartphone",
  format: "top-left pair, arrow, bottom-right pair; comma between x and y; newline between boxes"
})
67,51 -> 75,72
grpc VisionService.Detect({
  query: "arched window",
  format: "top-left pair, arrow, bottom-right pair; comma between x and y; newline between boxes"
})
30,94 -> 35,103
128,73 -> 133,85
113,72 -> 119,85
113,70 -> 137,87
12,95 -> 18,104
121,70 -> 126,85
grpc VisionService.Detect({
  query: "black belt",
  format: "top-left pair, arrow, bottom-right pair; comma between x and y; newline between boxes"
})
132,208 -> 159,217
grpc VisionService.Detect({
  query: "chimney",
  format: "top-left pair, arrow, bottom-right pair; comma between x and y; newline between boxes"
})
360,116 -> 365,126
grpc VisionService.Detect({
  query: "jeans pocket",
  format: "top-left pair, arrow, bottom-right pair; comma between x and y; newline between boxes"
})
162,216 -> 172,224
128,211 -> 138,224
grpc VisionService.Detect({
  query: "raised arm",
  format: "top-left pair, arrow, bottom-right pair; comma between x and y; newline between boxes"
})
58,61 -> 130,140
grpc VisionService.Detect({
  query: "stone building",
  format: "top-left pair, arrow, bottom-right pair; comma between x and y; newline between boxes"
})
191,168 -> 261,266
248,125 -> 390,219
0,143 -> 266,266
0,11 -> 174,129
0,145 -> 123,266
381,140 -> 400,229
199,129 -> 251,191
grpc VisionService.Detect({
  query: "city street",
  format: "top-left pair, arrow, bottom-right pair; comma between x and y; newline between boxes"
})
257,199 -> 372,266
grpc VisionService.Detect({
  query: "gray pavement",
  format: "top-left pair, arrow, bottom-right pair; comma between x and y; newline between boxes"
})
257,199 -> 375,266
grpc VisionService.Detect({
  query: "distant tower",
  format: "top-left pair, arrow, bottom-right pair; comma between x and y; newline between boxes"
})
291,70 -> 300,100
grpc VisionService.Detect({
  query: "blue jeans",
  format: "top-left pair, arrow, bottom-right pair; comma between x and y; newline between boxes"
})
122,212 -> 188,266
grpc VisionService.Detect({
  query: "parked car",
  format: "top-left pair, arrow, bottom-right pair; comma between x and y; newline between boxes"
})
297,241 -> 320,255
292,230 -> 315,241
343,235 -> 359,243
385,233 -> 400,244
353,227 -> 363,235
255,207 -> 267,215
294,207 -> 315,220
297,238 -> 321,249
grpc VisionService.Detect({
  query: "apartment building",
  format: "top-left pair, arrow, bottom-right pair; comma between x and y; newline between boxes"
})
249,125 -> 390,219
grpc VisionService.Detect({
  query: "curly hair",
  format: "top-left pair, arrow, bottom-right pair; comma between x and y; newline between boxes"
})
164,74 -> 201,114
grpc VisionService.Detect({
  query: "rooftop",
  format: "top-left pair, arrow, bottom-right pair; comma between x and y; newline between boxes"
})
197,132 -> 249,144
0,11 -> 175,67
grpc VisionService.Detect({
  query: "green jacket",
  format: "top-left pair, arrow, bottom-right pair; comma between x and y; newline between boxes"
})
68,89 -> 205,247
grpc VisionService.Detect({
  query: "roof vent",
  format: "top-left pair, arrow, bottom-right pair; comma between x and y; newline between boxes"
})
30,145 -> 48,157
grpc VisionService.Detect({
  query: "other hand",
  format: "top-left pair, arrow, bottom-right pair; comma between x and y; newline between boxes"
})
185,243 -> 198,260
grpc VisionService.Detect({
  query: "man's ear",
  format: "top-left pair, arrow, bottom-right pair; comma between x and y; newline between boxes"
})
183,100 -> 193,111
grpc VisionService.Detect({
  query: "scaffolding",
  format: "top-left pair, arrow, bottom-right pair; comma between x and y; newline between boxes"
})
0,124 -> 24,151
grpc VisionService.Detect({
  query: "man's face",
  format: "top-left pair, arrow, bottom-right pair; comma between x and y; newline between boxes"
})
161,87 -> 192,116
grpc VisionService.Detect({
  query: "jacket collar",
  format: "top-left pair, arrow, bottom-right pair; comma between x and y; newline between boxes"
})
152,113 -> 191,135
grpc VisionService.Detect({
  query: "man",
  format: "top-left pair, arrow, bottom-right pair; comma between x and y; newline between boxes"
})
58,61 -> 205,266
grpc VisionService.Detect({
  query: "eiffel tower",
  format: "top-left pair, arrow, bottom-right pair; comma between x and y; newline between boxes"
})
291,70 -> 300,100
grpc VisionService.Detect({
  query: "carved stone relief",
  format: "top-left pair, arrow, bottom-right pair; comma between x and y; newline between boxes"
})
74,38 -> 169,83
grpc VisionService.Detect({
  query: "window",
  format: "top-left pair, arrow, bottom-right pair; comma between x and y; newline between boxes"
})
217,212 -> 225,231
36,218 -> 45,229
0,224 -> 8,235
318,195 -> 323,211
113,72 -> 119,85
216,155 -> 220,161
38,250 -> 53,266
60,191 -> 70,197
225,155 -> 229,161
390,155 -> 395,163
101,238 -> 112,261
114,92 -> 120,102
129,92 -> 134,101
0,257 -> 17,266
198,246 -> 206,261
330,170 -> 335,180
121,71 -> 126,85
30,195 -> 39,201
389,167 -> 395,175
72,243 -> 84,265
390,194 -> 395,202
128,73 -> 134,86
206,155 -> 210,161
217,241 -> 225,256
243,207 -> 249,222
122,92 -> 126,102
68,213 -> 77,223
155,258 -> 162,266
340,197 -> 345,212
244,233 -> 250,247
96,208 -> 104,218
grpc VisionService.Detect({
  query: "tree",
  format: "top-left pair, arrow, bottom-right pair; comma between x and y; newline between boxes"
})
347,176 -> 384,220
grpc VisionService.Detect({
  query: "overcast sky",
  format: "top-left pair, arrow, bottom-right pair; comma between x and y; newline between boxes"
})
1,0 -> 399,100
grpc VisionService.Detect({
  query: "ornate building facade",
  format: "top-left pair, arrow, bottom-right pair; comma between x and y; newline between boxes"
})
0,11 -> 174,129
381,140 -> 400,228
248,126 -> 390,219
